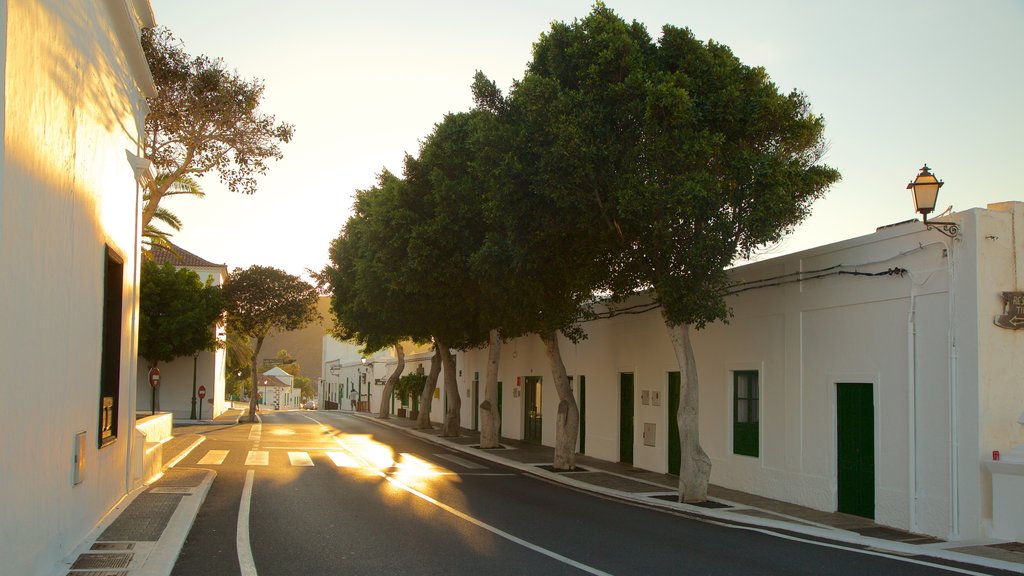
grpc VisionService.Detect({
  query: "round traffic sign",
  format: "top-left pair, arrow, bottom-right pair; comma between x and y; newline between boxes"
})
148,367 -> 160,389
198,385 -> 206,399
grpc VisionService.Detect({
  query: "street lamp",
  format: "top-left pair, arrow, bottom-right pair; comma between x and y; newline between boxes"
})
907,164 -> 960,238
190,351 -> 199,420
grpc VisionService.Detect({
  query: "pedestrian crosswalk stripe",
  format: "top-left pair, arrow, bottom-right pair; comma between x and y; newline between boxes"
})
288,451 -> 314,467
198,450 -> 229,465
326,451 -> 360,467
245,451 -> 269,466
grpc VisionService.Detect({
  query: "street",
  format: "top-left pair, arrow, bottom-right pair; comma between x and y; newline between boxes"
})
170,412 -> 993,575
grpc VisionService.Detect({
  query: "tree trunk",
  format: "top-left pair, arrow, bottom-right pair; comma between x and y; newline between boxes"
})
416,344 -> 442,429
436,340 -> 461,437
479,329 -> 502,448
665,320 -> 711,503
246,336 -> 265,424
540,330 -> 579,470
377,343 -> 405,418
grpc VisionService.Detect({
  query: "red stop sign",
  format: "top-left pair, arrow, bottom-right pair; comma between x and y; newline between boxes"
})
198,385 -> 206,399
148,367 -> 160,389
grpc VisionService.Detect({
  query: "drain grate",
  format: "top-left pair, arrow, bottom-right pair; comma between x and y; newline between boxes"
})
90,542 -> 135,551
65,571 -> 128,576
149,486 -> 196,495
70,552 -> 132,570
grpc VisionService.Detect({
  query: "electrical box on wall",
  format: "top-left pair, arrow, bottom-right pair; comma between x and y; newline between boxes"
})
72,431 -> 86,485
651,390 -> 661,406
643,423 -> 656,447
641,390 -> 650,405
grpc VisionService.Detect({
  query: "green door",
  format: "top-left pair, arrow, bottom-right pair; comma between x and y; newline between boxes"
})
668,372 -> 680,475
620,373 -> 634,464
498,381 -> 503,437
837,383 -> 875,518
472,375 -> 479,431
579,376 -> 587,455
524,376 -> 542,444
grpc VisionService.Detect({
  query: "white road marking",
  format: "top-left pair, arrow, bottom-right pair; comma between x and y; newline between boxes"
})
334,437 -> 613,576
326,451 -> 360,467
288,452 -> 314,467
237,470 -> 258,576
245,451 -> 269,466
433,453 -> 487,470
198,450 -> 229,465
248,419 -> 262,441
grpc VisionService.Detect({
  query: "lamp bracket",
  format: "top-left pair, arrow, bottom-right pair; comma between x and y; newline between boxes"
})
925,219 -> 960,239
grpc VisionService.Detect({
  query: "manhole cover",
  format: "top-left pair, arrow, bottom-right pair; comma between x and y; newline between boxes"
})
70,552 -> 132,569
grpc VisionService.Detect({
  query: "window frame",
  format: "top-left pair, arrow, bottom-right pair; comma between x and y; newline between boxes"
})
732,370 -> 760,457
98,245 -> 124,448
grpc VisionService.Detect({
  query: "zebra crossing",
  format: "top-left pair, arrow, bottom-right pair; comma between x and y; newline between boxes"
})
190,448 -> 497,474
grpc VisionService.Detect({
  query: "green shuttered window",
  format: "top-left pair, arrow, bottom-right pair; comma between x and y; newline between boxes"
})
733,371 -> 759,457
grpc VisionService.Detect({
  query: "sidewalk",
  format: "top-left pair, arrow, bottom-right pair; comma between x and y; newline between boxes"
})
58,408 -> 242,576
350,409 -> 1024,574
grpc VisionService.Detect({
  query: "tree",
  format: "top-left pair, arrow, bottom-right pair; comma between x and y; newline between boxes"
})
223,265 -> 320,422
138,260 -> 224,411
141,27 -> 293,229
511,4 -> 840,500
142,174 -> 204,252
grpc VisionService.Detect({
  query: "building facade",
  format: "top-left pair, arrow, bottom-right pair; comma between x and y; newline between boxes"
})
0,1 -> 156,574
136,242 -> 228,420
326,201 -> 1023,541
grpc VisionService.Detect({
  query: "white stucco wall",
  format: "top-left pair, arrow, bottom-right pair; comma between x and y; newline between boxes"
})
136,265 -> 227,420
0,1 -> 154,574
450,205 -> 1014,541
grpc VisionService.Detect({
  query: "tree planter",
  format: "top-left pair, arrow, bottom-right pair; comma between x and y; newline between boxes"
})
409,410 -> 419,420
397,408 -> 407,418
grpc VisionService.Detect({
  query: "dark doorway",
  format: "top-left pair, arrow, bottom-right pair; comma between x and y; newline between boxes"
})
620,373 -> 634,464
524,376 -> 542,444
668,372 -> 680,475
837,383 -> 875,518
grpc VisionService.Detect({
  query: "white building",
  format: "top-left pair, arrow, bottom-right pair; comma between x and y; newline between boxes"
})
258,366 -> 300,409
328,201 -> 1024,541
135,242 -> 228,420
0,1 -> 157,574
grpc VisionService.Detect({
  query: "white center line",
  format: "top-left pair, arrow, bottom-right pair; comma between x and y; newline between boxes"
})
237,470 -> 258,576
334,437 -> 612,576
433,453 -> 488,470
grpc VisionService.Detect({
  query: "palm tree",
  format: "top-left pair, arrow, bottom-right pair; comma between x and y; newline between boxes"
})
142,173 -> 205,254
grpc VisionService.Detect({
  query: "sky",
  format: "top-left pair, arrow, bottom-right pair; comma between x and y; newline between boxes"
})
150,0 -> 1023,279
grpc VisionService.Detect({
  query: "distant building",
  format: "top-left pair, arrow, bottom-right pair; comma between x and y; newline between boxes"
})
0,1 -> 157,574
137,242 -> 228,420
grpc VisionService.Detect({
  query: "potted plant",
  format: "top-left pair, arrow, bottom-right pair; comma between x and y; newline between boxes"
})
396,371 -> 427,420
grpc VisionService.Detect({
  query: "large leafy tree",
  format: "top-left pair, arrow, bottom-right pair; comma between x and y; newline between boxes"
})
141,27 -> 294,229
509,4 -> 840,500
138,260 -> 224,410
223,265 -> 320,422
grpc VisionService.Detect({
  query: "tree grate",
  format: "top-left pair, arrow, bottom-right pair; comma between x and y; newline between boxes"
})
70,552 -> 132,569
90,542 -> 134,551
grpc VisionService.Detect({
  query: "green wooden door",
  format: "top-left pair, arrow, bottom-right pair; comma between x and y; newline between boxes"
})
668,372 -> 680,475
620,373 -> 634,464
524,376 -> 542,444
579,376 -> 587,455
837,383 -> 875,518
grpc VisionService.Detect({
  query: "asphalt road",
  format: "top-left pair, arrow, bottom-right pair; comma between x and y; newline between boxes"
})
170,411 -> 996,576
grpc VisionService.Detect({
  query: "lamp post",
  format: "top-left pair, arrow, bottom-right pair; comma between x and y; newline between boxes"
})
907,164 -> 960,239
190,352 -> 199,420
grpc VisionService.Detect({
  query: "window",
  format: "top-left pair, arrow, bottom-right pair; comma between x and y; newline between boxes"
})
733,371 -> 759,457
98,246 -> 123,447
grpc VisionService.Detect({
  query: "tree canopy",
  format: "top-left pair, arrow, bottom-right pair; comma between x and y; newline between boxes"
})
223,265 -> 319,421
141,27 -> 293,230
138,260 -> 224,369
